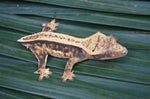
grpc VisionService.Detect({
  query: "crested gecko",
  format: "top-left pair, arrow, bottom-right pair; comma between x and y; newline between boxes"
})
17,20 -> 127,82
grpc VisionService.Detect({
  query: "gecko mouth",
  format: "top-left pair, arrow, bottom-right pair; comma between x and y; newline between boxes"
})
100,47 -> 128,60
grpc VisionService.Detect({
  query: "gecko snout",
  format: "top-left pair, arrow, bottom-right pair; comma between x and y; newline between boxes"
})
122,47 -> 128,56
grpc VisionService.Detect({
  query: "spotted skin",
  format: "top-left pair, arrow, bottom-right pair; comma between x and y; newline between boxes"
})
18,19 -> 128,82
21,41 -> 90,82
42,19 -> 59,32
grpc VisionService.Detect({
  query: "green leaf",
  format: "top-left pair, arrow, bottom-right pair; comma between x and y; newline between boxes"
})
24,0 -> 150,15
0,0 -> 150,99
0,1 -> 150,31
0,14 -> 150,50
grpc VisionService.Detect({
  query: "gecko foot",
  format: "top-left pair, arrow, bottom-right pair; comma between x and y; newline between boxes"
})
61,71 -> 76,82
34,68 -> 52,81
42,19 -> 59,32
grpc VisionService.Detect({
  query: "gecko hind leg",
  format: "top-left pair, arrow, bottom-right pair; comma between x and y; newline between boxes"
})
30,48 -> 52,81
42,19 -> 59,32
61,57 -> 87,82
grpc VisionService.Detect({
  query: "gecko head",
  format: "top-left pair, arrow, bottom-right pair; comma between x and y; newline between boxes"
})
101,35 -> 128,60
93,35 -> 128,60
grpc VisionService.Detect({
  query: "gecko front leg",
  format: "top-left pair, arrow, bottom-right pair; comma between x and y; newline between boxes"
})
29,45 -> 52,81
61,57 -> 88,82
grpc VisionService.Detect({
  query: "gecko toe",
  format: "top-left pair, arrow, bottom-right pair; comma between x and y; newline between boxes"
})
61,71 -> 76,82
34,68 -> 52,81
62,79 -> 67,83
38,75 -> 43,81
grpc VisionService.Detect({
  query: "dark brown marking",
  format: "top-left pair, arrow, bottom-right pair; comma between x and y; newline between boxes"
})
21,40 -> 91,82
23,42 -> 48,69
75,41 -> 80,43
105,51 -> 111,57
24,40 -> 87,58
92,35 -> 100,52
